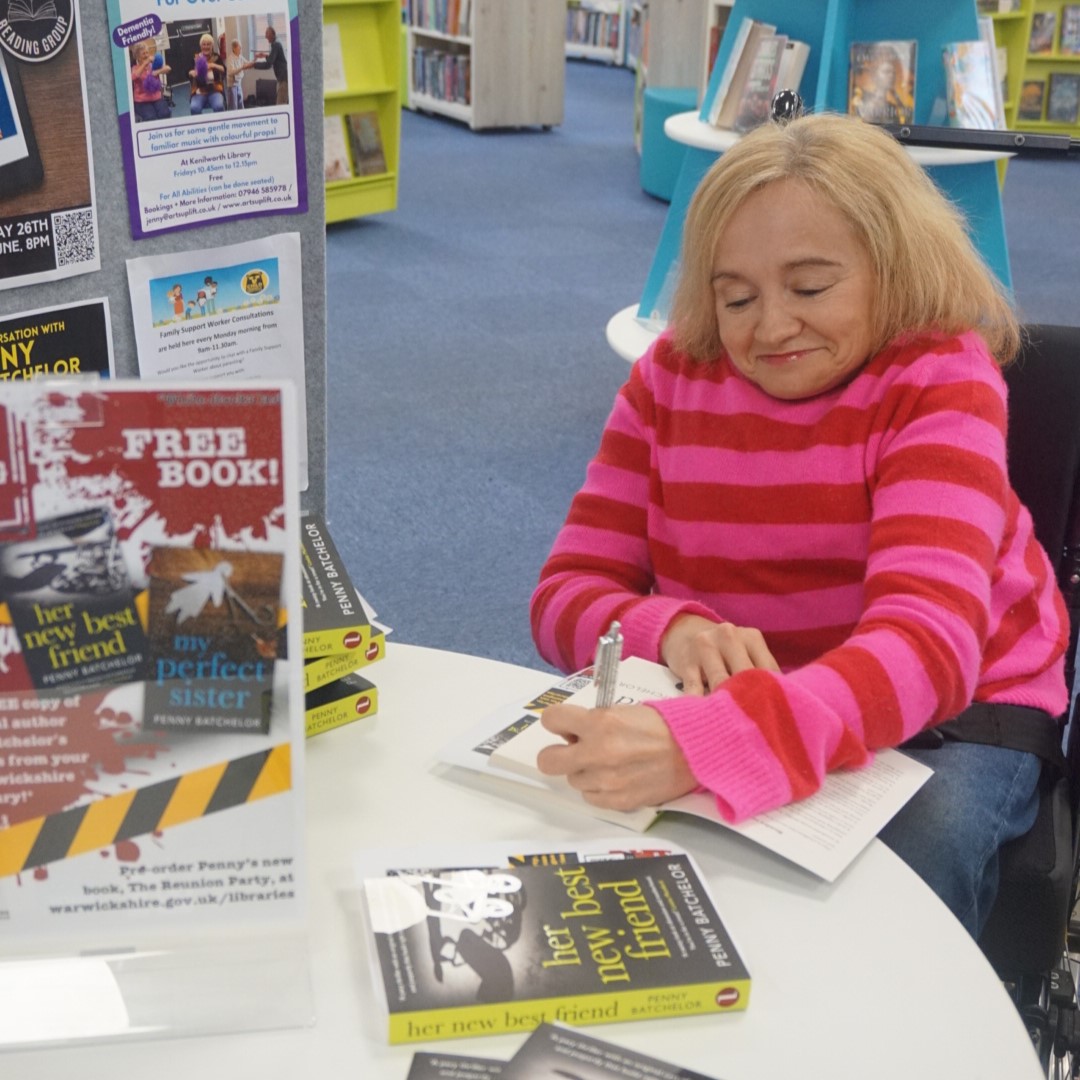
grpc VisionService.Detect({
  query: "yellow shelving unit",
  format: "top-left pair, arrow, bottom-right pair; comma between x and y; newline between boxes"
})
1016,0 -> 1080,135
323,0 -> 401,221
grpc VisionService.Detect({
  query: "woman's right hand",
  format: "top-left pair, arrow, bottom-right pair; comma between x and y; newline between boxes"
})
660,614 -> 780,695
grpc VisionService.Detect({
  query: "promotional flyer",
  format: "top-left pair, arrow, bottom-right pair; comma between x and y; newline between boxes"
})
106,0 -> 307,238
0,383 -> 305,945
0,0 -> 100,290
0,299 -> 114,382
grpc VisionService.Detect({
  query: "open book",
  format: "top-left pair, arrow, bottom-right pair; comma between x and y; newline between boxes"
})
438,657 -> 931,883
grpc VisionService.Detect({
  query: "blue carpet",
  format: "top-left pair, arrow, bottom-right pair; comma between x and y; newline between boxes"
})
325,60 -> 1079,671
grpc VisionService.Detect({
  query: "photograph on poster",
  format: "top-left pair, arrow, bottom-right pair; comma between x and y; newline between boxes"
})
126,232 -> 309,489
0,0 -> 100,292
0,298 -> 114,382
0,384 -> 306,942
107,0 -> 307,238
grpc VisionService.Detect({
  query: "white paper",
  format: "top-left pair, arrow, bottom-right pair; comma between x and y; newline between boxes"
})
440,659 -> 932,882
125,233 -> 308,489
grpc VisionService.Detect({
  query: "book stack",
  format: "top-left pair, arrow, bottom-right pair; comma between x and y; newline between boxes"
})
322,112 -> 389,184
301,514 -> 387,738
700,16 -> 810,132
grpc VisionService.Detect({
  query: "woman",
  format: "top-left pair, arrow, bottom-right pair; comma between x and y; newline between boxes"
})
529,112 -> 1068,937
188,34 -> 225,115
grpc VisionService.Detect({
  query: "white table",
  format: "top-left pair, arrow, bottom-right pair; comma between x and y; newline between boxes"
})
5,643 -> 1042,1079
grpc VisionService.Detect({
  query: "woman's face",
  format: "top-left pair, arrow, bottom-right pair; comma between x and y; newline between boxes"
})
232,42 -> 241,55
200,38 -> 213,56
711,179 -> 877,401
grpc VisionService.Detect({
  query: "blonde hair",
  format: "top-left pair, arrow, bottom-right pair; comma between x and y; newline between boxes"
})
669,112 -> 1019,366
199,33 -> 215,49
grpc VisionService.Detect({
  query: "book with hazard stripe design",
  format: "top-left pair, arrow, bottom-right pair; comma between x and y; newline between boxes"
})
0,381 -> 305,945
361,847 -> 749,1044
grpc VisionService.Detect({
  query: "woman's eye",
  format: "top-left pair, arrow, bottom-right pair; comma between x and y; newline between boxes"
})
723,297 -> 753,310
794,285 -> 829,298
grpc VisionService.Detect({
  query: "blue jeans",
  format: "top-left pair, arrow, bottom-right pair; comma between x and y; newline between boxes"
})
190,91 -> 224,114
878,741 -> 1041,938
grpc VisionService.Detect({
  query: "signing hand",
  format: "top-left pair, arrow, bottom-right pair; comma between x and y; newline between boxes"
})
536,703 -> 696,811
661,614 -> 780,695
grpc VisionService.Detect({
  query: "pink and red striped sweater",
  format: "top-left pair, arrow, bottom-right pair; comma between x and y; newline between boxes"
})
530,330 -> 1069,822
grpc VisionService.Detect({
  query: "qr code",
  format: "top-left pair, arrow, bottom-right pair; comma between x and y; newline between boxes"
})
51,207 -> 97,268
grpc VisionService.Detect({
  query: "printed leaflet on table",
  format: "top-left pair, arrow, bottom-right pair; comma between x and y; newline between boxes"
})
0,381 -> 305,944
125,233 -> 308,490
0,0 -> 100,291
438,657 -> 932,884
0,299 -> 114,383
105,0 -> 307,238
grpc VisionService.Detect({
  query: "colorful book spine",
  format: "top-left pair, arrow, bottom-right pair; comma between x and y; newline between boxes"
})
303,624 -> 385,694
305,670 -> 378,737
300,514 -> 370,659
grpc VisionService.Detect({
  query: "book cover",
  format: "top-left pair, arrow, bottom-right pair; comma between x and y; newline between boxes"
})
303,623 -> 385,693
700,15 -> 753,123
0,506 -> 150,694
362,851 -> 750,1044
1047,72 -> 1080,123
305,669 -> 377,737
732,33 -> 787,133
322,21 -> 348,93
775,38 -> 811,96
144,546 -> 283,735
711,19 -> 777,129
848,41 -> 917,124
1061,5 -> 1080,54
503,1023 -> 722,1080
942,40 -> 1001,129
346,112 -> 388,177
408,1052 -> 505,1079
1018,78 -> 1046,120
300,514 -> 370,659
324,116 -> 353,183
1029,11 -> 1056,54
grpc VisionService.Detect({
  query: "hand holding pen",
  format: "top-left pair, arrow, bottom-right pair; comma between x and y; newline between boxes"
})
594,620 -> 623,708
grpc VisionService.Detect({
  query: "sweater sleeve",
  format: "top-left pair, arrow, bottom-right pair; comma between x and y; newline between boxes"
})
530,339 -> 719,672
658,336 -> 1067,821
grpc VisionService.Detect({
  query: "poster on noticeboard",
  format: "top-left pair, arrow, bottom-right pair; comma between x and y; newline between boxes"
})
105,0 -> 307,239
0,0 -> 100,291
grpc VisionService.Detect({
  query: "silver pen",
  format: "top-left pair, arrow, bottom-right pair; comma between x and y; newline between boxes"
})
594,620 -> 623,709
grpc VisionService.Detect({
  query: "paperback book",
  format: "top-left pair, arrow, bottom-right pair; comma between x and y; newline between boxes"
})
439,657 -> 932,884
1018,79 -> 1046,121
361,846 -> 749,1044
1029,11 -> 1056,55
732,33 -> 787,133
144,546 -> 283,735
942,40 -> 1002,129
0,506 -> 150,694
1062,5 -> 1080,55
703,17 -> 777,129
1048,72 -> 1080,123
305,669 -> 378,737
324,116 -> 352,183
407,1053 -> 505,1079
300,514 -> 371,659
303,622 -> 385,694
346,112 -> 388,177
848,40 -> 917,124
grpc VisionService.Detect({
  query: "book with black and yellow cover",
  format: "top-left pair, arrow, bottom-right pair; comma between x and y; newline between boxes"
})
305,669 -> 377,737
0,506 -> 150,694
362,850 -> 749,1044
300,514 -> 370,659
303,622 -> 385,694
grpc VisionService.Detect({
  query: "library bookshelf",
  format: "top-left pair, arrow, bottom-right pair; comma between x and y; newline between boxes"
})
323,0 -> 401,221
565,0 -> 627,64
407,0 -> 565,130
1016,0 -> 1080,135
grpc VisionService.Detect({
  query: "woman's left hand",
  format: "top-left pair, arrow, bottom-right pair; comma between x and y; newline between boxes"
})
536,703 -> 697,811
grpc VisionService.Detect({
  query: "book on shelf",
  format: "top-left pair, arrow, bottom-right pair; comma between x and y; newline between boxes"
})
438,657 -> 933,884
732,33 -> 788,133
322,21 -> 347,93
407,1052 -> 505,1079
323,116 -> 353,183
977,15 -> 1008,128
144,546 -> 283,735
977,0 -> 1021,10
305,669 -> 377,737
0,506 -> 150,694
346,112 -> 388,178
848,40 -> 917,125
503,1023 -> 723,1080
1029,11 -> 1056,55
775,38 -> 811,97
702,17 -> 776,129
1047,71 -> 1080,123
700,2 -> 732,104
1061,5 -> 1080,55
942,40 -> 1003,129
300,513 -> 370,660
359,840 -> 750,1044
1018,78 -> 1046,120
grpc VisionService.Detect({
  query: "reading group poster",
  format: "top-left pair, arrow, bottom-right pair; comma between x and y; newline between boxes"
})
126,233 -> 308,490
0,0 -> 100,291
0,298 -> 114,383
105,0 -> 307,238
0,383 -> 305,942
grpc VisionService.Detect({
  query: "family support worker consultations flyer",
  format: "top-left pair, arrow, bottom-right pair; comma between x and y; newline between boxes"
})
105,0 -> 307,238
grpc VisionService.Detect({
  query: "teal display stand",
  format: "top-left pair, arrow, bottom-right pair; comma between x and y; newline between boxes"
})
640,87 -> 698,202
639,0 -> 1013,324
